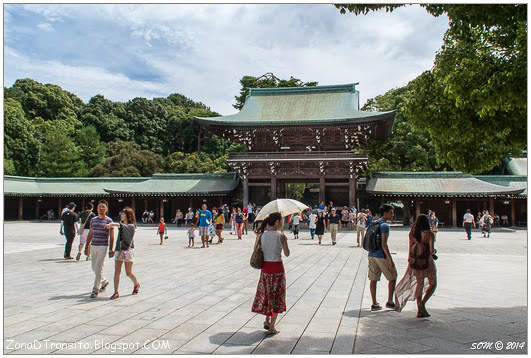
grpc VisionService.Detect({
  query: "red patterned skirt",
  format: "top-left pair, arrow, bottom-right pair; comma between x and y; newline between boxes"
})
251,261 -> 286,316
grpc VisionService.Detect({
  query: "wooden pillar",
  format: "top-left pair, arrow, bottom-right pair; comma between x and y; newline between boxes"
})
144,198 -> 148,211
58,198 -> 62,219
131,197 -> 136,211
402,199 -> 410,226
18,197 -> 23,220
415,200 -> 421,218
511,199 -> 516,226
452,199 -> 457,227
271,177 -> 277,200
243,178 -> 249,207
35,199 -> 40,220
82,198 -> 85,210
159,199 -> 164,219
319,176 -> 325,203
489,197 -> 494,215
348,177 -> 356,208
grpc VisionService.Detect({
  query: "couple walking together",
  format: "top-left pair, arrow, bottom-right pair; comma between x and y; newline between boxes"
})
84,200 -> 140,299
368,204 -> 437,318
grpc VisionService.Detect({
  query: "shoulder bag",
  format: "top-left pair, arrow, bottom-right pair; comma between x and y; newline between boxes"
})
250,233 -> 264,269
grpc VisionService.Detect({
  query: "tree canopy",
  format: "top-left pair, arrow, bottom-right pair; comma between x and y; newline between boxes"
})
337,4 -> 527,173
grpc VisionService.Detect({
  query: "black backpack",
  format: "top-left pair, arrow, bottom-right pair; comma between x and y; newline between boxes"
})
362,218 -> 384,252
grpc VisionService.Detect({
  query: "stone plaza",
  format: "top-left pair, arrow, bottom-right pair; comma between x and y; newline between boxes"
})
3,222 -> 527,354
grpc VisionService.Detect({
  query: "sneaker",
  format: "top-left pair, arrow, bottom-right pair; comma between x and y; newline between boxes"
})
100,280 -> 109,292
90,290 -> 98,298
76,253 -> 81,261
386,302 -> 396,309
371,304 -> 382,311
332,242 -> 336,246
64,256 -> 73,260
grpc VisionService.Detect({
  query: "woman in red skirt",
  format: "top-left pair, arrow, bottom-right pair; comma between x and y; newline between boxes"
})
251,212 -> 290,334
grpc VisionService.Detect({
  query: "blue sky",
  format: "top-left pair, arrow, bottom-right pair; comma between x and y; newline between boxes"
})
4,4 -> 449,115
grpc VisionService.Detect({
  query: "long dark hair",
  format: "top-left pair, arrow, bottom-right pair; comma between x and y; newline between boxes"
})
121,207 -> 137,228
411,214 -> 431,242
258,212 -> 282,233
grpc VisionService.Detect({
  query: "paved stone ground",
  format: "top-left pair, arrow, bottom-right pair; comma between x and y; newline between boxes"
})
3,222 -> 527,354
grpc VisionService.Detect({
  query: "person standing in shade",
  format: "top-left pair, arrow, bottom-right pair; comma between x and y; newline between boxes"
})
77,203 -> 96,261
315,211 -> 325,245
251,212 -> 290,335
230,208 -> 237,235
318,201 -> 325,211
199,203 -> 212,248
308,210 -> 317,240
61,202 -> 79,260
463,209 -> 476,240
341,206 -> 350,231
430,211 -> 439,239
85,200 -> 114,298
326,208 -> 341,245
185,208 -> 194,227
368,204 -> 397,311
356,209 -> 367,247
107,207 -> 140,300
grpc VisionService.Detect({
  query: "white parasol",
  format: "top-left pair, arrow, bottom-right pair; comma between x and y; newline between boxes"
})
254,199 -> 309,222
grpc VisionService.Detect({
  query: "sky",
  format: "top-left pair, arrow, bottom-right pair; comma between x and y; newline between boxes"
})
4,4 -> 449,115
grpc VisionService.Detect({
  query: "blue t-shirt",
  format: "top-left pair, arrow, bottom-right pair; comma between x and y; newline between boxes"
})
368,221 -> 390,259
199,210 -> 212,227
318,204 -> 325,210
366,215 -> 373,227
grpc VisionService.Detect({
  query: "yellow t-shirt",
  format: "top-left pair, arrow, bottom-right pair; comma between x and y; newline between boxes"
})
216,215 -> 225,225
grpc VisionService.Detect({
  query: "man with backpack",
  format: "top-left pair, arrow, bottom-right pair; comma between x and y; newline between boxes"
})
364,204 -> 397,311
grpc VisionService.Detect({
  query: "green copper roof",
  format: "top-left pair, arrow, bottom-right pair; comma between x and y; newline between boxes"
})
476,175 -> 527,197
504,157 -> 527,176
4,173 -> 239,197
366,172 -> 525,197
195,83 -> 395,127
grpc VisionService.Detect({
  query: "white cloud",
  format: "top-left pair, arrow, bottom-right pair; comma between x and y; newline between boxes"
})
37,23 -> 53,31
5,4 -> 449,114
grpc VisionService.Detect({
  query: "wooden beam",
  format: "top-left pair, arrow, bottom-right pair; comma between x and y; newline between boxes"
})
35,199 -> 39,220
58,198 -> 62,220
243,178 -> 249,207
319,176 -> 325,203
348,177 -> 356,208
452,199 -> 457,227
271,177 -> 277,201
511,199 -> 516,226
18,197 -> 23,221
415,201 -> 421,219
489,197 -> 494,215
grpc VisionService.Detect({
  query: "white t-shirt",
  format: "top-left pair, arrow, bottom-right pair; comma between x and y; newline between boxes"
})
292,215 -> 300,225
463,213 -> 474,223
247,205 -> 253,214
308,213 -> 317,229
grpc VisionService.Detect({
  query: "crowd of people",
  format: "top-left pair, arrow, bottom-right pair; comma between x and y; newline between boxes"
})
55,198 -> 502,336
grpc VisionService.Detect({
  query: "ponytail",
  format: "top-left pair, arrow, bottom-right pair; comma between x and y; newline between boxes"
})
257,212 -> 282,233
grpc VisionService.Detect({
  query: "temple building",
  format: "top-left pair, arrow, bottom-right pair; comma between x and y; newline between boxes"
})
3,83 -> 527,226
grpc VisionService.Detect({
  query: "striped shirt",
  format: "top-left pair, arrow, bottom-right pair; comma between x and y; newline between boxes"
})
90,216 -> 113,246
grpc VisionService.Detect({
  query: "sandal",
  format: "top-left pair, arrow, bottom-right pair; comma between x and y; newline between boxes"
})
371,304 -> 382,311
263,321 -> 270,330
110,292 -> 119,300
132,283 -> 140,295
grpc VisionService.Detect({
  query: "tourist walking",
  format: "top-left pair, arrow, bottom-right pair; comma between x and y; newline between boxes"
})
326,207 -> 341,245
85,200 -> 114,298
243,208 -> 249,235
315,211 -> 325,245
235,208 -> 244,240
349,208 -> 357,231
157,218 -> 167,245
430,211 -> 439,238
107,207 -> 140,300
174,209 -> 183,227
185,208 -> 194,227
148,210 -> 155,224
213,207 -> 225,243
291,213 -> 301,239
230,208 -> 236,235
367,204 -> 397,311
356,209 -> 367,247
251,212 -> 290,335
480,210 -> 493,238
199,203 -> 212,248
463,209 -> 476,240
61,202 -> 79,260
77,203 -> 96,261
366,209 -> 373,227
318,201 -> 325,211
341,206 -> 350,231
142,209 -> 149,224
395,214 -> 437,317
308,210 -> 317,240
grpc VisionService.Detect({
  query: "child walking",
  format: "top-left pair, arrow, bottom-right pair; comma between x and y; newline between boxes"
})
188,223 -> 197,248
158,218 -> 167,245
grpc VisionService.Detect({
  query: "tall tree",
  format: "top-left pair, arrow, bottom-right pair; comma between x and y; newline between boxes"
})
359,86 -> 444,172
4,98 -> 41,176
234,73 -> 318,110
75,126 -> 107,175
37,126 -> 86,177
337,4 -> 527,173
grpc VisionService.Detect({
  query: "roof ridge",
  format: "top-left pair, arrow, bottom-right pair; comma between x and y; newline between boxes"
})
249,83 -> 358,96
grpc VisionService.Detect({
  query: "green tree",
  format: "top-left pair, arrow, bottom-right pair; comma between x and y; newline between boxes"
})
90,140 -> 164,177
37,126 -> 86,177
79,95 -> 131,142
360,86 -> 444,172
4,98 -> 41,176
337,4 -> 527,173
234,73 -> 318,110
75,126 -> 106,174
